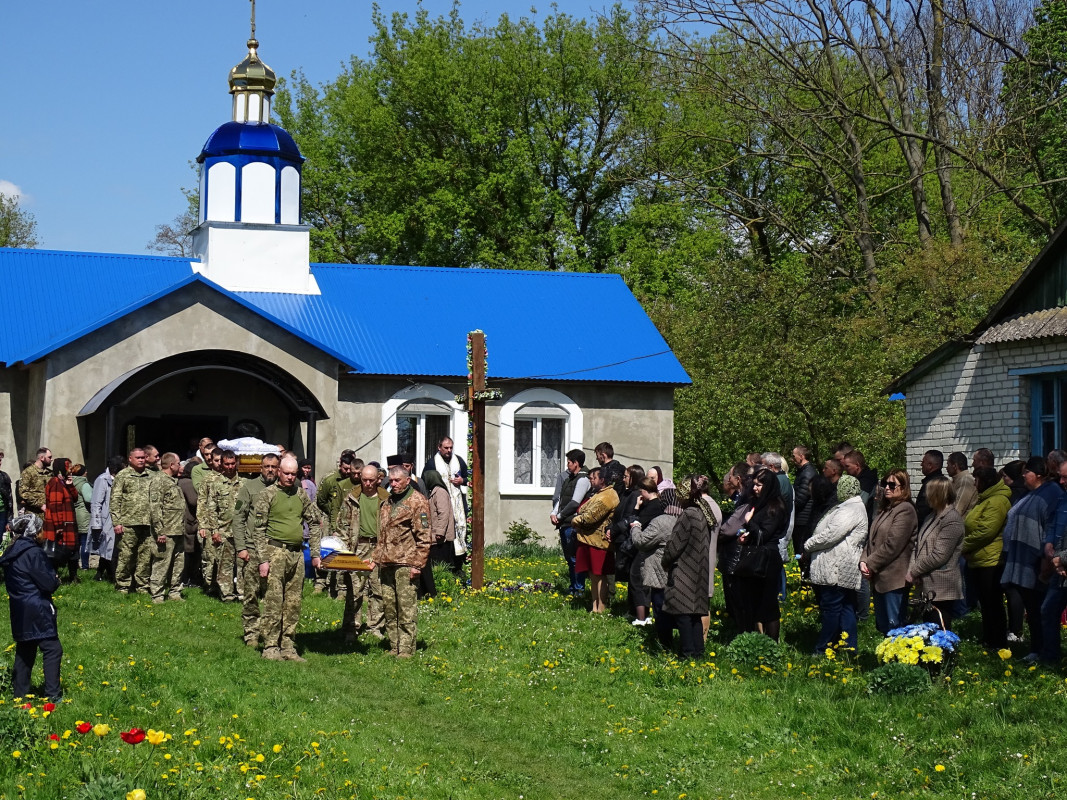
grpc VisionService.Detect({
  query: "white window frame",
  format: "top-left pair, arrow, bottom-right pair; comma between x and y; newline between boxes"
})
498,388 -> 583,496
381,384 -> 468,467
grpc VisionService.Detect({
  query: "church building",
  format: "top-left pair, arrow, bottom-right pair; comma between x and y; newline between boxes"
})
0,23 -> 688,542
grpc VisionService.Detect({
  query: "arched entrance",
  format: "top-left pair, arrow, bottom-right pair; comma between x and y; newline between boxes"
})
77,350 -> 327,463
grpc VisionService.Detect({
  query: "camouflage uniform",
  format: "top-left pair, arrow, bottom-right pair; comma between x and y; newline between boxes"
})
250,483 -> 324,659
313,470 -> 348,593
18,463 -> 50,520
197,472 -> 242,601
232,474 -> 274,646
375,486 -> 432,656
148,471 -> 185,602
337,486 -> 388,639
110,466 -> 154,594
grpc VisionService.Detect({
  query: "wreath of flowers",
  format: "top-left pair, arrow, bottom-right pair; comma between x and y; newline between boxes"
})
875,622 -> 960,672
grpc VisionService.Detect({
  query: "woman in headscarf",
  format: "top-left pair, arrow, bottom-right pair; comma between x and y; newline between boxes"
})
804,474 -> 868,653
660,476 -> 713,658
423,469 -> 461,576
43,458 -> 79,583
733,468 -> 788,641
1,514 -> 63,700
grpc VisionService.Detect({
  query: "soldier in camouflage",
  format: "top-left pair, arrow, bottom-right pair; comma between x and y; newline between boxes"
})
197,449 -> 242,601
191,441 -> 215,494
110,448 -> 155,594
338,464 -> 389,643
143,445 -> 161,472
250,456 -> 324,661
313,451 -> 356,594
233,452 -> 280,647
18,448 -> 53,520
195,448 -> 222,589
148,453 -> 185,603
366,465 -> 432,658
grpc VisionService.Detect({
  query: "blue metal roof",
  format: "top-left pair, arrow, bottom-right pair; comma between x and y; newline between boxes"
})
0,248 -> 690,385
198,121 -> 303,163
0,249 -> 195,365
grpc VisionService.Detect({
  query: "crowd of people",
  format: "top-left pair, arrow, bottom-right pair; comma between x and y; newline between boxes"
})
4,433 -> 1067,699
0,436 -> 470,695
553,442 -> 1067,663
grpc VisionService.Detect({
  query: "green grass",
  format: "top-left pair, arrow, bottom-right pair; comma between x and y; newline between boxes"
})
0,554 -> 1064,799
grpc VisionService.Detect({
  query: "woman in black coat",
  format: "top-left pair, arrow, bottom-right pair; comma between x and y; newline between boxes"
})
1,514 -> 63,699
661,476 -> 712,658
734,468 -> 788,641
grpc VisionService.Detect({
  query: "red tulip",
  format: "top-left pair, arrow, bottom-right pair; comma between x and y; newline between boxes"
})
120,728 -> 146,744
76,722 -> 93,734
49,733 -> 60,741
43,702 -> 56,712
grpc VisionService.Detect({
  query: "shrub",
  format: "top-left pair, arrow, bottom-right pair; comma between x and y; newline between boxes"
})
724,632 -> 786,671
76,773 -> 132,800
503,519 -> 542,547
866,662 -> 931,696
0,697 -> 39,751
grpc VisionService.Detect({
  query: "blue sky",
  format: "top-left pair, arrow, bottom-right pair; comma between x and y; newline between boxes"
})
1,1 -> 628,256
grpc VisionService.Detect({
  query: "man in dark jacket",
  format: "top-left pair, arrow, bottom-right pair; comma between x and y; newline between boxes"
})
914,450 -> 945,528
790,446 -> 818,552
551,449 -> 591,596
1,514 -> 62,699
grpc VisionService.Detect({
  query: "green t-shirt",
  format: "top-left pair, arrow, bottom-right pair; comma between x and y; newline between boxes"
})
359,493 -> 381,539
267,487 -> 306,546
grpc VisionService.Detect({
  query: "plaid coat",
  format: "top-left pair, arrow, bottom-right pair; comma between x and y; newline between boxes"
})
908,506 -> 965,602
44,477 -> 78,549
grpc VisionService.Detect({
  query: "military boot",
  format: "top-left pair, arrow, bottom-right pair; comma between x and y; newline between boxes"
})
261,648 -> 284,661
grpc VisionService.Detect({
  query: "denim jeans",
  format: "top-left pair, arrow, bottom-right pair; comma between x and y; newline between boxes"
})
815,585 -> 858,652
873,588 -> 906,634
80,530 -> 92,569
559,526 -> 586,594
1039,581 -> 1067,662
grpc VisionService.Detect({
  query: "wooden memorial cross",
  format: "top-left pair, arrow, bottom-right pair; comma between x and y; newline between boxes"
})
463,331 -> 501,589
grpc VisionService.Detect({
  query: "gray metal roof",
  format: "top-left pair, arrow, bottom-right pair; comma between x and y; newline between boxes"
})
975,307 -> 1067,345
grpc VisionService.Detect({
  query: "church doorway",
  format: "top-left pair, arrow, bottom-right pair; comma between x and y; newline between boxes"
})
78,350 -> 327,468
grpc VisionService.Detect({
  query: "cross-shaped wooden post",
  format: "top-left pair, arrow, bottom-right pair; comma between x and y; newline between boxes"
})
464,331 -> 501,589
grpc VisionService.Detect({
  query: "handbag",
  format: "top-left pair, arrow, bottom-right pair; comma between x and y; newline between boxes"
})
732,543 -> 776,578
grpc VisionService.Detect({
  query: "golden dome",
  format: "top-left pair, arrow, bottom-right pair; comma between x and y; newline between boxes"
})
228,38 -> 276,95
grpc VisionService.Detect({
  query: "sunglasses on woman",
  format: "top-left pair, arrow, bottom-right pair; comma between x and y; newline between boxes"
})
885,481 -> 899,489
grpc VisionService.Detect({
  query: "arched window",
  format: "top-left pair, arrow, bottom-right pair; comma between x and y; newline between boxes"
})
241,162 -> 276,224
498,388 -> 583,496
205,162 -> 236,222
381,384 -> 468,469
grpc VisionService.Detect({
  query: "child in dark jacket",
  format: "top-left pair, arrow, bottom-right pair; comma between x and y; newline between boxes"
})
0,514 -> 62,699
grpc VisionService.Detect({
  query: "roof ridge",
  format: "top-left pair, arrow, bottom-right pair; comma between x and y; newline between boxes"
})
309,262 -> 619,279
0,247 -> 198,263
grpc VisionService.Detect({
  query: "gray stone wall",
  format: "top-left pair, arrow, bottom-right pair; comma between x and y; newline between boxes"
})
903,337 -> 1067,472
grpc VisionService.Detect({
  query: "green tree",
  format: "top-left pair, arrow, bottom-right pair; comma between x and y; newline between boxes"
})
0,192 -> 38,248
275,4 -> 668,270
1002,0 -> 1067,224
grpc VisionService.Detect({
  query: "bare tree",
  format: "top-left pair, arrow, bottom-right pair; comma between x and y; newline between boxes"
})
647,0 -> 1055,272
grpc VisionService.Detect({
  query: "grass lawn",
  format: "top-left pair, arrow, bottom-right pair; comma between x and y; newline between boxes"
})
0,547 -> 1064,799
